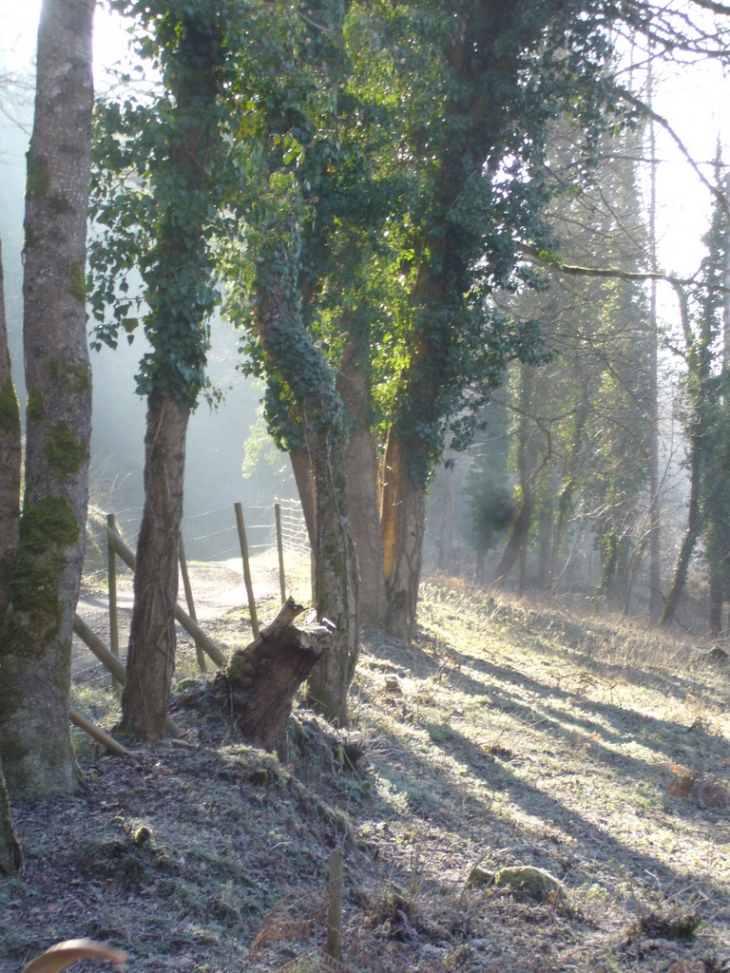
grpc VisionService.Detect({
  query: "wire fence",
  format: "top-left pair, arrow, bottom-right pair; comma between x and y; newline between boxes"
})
109,497 -> 310,563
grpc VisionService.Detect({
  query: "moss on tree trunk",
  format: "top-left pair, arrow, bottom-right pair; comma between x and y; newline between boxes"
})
0,0 -> 94,798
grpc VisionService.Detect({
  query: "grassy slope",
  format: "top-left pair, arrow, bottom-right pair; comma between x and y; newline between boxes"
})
1,570 -> 729,973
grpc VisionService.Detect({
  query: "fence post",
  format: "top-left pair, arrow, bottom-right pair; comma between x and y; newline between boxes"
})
326,845 -> 344,961
234,502 -> 259,639
106,513 -> 121,696
274,502 -> 286,603
179,535 -> 206,671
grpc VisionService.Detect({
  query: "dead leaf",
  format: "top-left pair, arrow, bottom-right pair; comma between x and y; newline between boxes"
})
21,940 -> 126,973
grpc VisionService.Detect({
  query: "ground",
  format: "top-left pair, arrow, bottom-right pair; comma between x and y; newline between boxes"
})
2,554 -> 730,973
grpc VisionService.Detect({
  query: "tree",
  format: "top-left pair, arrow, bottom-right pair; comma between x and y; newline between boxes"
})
0,239 -> 22,872
221,0 -> 361,724
464,401 -> 513,583
486,122 -> 653,604
90,0 -> 240,739
337,0 -> 626,639
0,0 -> 95,797
659,166 -> 730,628
0,240 -> 21,621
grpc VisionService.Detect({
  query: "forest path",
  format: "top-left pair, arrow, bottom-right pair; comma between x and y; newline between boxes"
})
73,555 -> 286,675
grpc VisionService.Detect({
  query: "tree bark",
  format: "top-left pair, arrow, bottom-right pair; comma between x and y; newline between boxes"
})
0,239 -> 21,621
290,448 -> 316,552
216,597 -> 330,756
0,756 -> 21,875
119,397 -> 189,740
337,333 -> 387,628
380,429 -> 426,642
0,0 -> 94,798
303,406 -> 358,726
0,238 -> 23,874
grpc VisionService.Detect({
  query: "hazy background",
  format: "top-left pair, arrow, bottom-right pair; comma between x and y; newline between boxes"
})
2,1 -> 730,562
0,3 -> 296,531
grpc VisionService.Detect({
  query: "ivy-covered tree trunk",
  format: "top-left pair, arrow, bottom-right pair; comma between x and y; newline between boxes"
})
253,217 -> 358,726
0,240 -> 21,621
0,0 -> 94,798
304,412 -> 358,725
109,7 -> 226,740
337,331 -> 387,628
118,397 -> 189,739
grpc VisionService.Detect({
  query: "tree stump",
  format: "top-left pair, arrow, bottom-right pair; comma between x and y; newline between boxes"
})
216,598 -> 331,756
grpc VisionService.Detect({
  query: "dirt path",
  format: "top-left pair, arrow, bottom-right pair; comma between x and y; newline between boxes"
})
73,557 -> 282,673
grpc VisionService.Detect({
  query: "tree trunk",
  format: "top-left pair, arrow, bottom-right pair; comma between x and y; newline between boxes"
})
215,597 -> 330,756
337,333 -> 387,628
647,73 -> 662,624
254,216 -> 358,726
493,499 -> 532,588
494,365 -> 534,591
438,457 -> 456,574
289,447 -> 316,600
119,397 -> 189,740
0,757 -> 22,875
304,408 -> 359,726
290,448 -> 316,552
710,564 -> 723,638
380,429 -> 426,642
0,239 -> 21,621
537,486 -> 554,588
0,239 -> 22,874
659,438 -> 730,627
0,0 -> 94,798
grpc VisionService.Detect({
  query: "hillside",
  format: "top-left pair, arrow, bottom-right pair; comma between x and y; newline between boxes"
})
2,575 -> 729,973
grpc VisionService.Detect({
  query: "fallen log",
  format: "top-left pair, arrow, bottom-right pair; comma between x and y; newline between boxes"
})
214,597 -> 331,756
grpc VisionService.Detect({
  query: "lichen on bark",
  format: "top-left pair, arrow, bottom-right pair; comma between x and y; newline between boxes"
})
0,496 -> 82,796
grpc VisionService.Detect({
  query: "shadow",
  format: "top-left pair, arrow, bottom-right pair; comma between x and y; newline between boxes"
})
347,682 -> 730,918
363,629 -> 730,831
436,646 -> 730,798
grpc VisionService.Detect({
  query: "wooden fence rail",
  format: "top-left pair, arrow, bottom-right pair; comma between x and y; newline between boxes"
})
73,500 -> 295,752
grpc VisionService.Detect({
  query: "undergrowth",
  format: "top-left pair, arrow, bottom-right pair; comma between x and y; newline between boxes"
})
3,563 -> 730,972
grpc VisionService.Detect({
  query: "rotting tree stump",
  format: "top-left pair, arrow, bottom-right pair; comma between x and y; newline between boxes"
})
214,597 -> 331,756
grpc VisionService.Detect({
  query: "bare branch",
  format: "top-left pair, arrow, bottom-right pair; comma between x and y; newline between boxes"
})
608,85 -> 730,223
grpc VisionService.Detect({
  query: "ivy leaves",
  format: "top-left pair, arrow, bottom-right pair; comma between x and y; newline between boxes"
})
88,0 -> 245,408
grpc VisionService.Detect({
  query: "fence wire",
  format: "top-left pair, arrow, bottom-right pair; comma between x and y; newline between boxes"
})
102,498 -> 309,563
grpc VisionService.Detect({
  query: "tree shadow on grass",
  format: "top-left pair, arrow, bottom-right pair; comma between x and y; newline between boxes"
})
438,647 -> 730,794
352,690 -> 730,940
422,720 -> 730,901
363,633 -> 730,826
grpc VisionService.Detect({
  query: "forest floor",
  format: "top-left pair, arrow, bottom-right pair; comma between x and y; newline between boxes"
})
2,556 -> 730,973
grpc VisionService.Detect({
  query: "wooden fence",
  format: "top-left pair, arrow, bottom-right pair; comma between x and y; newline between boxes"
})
72,500 -> 305,754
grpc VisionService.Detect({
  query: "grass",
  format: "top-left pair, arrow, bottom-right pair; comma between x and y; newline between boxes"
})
4,561 -> 730,972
